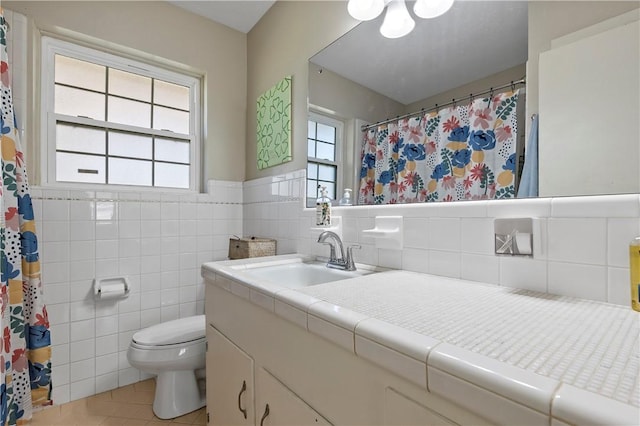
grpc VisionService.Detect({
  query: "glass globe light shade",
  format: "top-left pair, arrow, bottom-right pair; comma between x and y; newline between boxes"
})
380,0 -> 415,39
347,0 -> 385,21
413,0 -> 455,19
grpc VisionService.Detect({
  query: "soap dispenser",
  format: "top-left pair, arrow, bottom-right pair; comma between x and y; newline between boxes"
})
316,186 -> 332,226
339,188 -> 352,206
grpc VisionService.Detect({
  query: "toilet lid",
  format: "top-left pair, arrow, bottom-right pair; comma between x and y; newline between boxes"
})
132,315 -> 206,346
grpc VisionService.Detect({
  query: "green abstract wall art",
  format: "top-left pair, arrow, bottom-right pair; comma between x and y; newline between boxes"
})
257,75 -> 292,170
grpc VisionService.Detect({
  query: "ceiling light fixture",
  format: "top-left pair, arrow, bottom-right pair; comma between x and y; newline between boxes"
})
347,0 -> 455,38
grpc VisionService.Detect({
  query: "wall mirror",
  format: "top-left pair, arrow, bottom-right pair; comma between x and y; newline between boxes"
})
307,1 -> 639,206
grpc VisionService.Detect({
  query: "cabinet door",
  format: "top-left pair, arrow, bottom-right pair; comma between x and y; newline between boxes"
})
255,367 -> 332,426
384,387 -> 458,426
207,325 -> 255,425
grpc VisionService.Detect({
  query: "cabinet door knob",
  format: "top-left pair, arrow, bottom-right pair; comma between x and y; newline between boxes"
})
237,380 -> 247,419
260,403 -> 270,426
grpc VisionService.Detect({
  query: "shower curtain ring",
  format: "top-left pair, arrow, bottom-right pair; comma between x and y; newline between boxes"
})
511,81 -> 516,91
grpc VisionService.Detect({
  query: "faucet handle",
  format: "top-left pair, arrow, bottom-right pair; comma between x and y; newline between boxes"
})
345,244 -> 361,271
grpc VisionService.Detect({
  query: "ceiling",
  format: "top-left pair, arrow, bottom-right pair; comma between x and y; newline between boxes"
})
168,0 -> 275,33
311,1 -> 528,105
169,1 -> 528,106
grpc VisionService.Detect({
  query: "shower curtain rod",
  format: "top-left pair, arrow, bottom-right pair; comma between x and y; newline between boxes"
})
361,78 -> 526,132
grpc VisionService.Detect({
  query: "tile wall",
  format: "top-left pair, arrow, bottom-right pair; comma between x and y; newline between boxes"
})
243,170 -> 640,308
32,181 -> 242,404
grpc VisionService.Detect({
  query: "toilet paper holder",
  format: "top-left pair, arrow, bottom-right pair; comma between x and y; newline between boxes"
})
93,277 -> 130,301
494,218 -> 535,257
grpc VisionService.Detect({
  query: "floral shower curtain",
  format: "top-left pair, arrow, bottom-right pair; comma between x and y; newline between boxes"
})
358,90 -> 520,204
0,10 -> 52,425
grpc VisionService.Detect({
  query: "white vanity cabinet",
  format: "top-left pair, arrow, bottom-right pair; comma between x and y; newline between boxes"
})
384,388 -> 457,426
255,367 -> 332,426
207,323 -> 332,426
204,275 -> 486,426
206,325 -> 255,425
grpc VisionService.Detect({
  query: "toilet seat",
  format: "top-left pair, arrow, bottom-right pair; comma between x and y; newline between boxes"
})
132,315 -> 205,346
130,336 -> 205,351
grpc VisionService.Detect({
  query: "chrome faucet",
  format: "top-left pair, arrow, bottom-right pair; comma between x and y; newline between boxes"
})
317,231 -> 360,271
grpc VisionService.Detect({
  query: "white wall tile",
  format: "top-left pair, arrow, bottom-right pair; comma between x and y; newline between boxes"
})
96,353 -> 118,376
70,358 -> 95,382
95,221 -> 118,240
70,260 -> 95,281
69,240 -> 95,261
51,343 -> 70,366
400,249 -> 429,273
428,218 -> 460,251
42,221 -> 69,242
95,373 -> 118,394
69,200 -> 95,221
43,199 -> 69,221
43,261 -> 69,284
429,250 -> 461,278
69,378 -> 95,401
70,339 -> 95,362
403,217 -> 429,249
487,198 -> 551,218
95,316 -> 118,337
119,221 -> 141,238
547,218 -> 607,265
548,262 -> 607,301
69,220 -> 95,241
119,202 -> 140,220
52,385 -> 70,405
96,334 -> 118,356
461,254 -> 500,285
70,319 -> 95,341
551,194 -> 640,218
461,218 -> 495,255
500,257 -> 548,293
42,242 -> 69,263
46,283 -> 70,305
141,308 -> 161,327
607,267 -> 631,307
608,219 -> 640,268
140,203 -> 161,220
141,220 -> 161,238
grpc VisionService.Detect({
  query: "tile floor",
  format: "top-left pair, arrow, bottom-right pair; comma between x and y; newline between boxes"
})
30,380 -> 206,425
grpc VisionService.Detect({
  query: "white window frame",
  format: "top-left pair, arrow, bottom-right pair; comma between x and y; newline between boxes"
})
40,36 -> 202,192
307,111 -> 344,207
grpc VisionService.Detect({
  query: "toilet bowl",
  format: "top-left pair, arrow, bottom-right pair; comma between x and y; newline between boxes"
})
127,315 -> 206,419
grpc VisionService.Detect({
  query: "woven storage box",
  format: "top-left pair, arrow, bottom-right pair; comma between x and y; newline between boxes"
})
228,237 -> 276,259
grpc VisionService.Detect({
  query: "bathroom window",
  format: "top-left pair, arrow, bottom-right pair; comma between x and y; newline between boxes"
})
40,37 -> 201,191
307,112 -> 343,207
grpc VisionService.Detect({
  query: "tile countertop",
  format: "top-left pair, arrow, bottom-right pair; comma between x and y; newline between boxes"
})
202,257 -> 640,426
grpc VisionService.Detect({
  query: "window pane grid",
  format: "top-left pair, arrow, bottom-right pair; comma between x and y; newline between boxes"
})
307,116 -> 339,207
50,48 -> 197,190
55,120 -> 190,188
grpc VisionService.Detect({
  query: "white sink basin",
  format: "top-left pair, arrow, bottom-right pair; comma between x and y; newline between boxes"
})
240,261 -> 374,289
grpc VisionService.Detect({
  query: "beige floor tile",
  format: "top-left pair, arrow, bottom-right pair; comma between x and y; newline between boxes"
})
134,379 -> 156,392
30,381 -> 204,426
192,408 -> 207,425
170,409 -> 201,424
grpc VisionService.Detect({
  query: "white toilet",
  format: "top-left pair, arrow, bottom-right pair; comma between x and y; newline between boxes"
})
127,315 -> 206,419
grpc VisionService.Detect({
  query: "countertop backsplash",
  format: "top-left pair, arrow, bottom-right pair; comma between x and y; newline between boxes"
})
243,169 -> 640,307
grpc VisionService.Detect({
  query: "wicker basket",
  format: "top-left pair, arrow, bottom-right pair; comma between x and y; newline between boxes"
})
228,237 -> 277,260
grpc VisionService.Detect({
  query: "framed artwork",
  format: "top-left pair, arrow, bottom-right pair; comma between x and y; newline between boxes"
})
257,75 -> 292,169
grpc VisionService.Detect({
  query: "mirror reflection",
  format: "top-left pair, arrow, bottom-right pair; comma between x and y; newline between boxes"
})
307,1 -> 640,206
